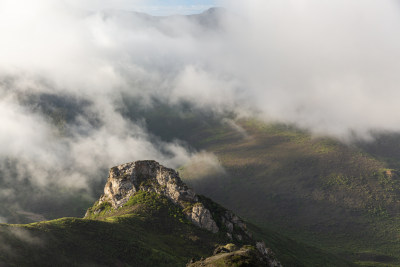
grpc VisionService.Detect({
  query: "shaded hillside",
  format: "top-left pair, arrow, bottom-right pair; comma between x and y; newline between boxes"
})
119,102 -> 400,266
356,132 -> 400,170
178,119 -> 400,266
0,197 -> 223,266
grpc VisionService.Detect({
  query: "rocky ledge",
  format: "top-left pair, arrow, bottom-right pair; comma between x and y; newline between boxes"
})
85,160 -> 281,267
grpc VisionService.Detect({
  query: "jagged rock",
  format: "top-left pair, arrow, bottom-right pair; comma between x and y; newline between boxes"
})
188,244 -> 281,267
224,211 -> 247,232
256,241 -> 282,267
213,243 -> 238,255
86,160 -> 223,234
100,160 -> 197,209
187,203 -> 219,233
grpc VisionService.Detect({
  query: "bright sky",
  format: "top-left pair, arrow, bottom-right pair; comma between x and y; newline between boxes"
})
68,0 -> 219,16
129,0 -> 219,15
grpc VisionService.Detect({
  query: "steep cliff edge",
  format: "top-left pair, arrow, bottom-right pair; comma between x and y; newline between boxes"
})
85,160 -> 281,266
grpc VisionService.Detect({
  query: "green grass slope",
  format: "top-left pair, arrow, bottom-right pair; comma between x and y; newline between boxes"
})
0,191 -> 229,266
120,103 -> 400,266
83,189 -> 355,267
177,118 -> 400,266
0,188 -> 355,267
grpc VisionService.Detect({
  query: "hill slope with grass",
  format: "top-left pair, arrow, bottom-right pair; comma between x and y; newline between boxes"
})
5,95 -> 399,266
177,118 -> 400,266
0,160 -> 269,266
0,160 -> 357,267
120,102 -> 400,266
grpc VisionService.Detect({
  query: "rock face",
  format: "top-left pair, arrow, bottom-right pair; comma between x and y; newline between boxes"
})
87,160 -> 222,233
100,160 -> 197,209
187,203 -> 219,233
85,160 -> 281,266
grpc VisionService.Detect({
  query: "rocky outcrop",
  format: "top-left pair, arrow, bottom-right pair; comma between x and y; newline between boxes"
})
188,244 -> 282,267
85,160 -> 235,235
85,160 -> 281,266
256,242 -> 282,267
86,160 -> 222,233
100,160 -> 197,208
187,203 -> 219,233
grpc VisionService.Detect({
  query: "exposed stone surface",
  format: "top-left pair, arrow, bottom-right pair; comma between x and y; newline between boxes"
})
213,243 -> 238,255
100,160 -> 197,209
187,203 -> 219,233
188,244 -> 282,267
256,241 -> 282,267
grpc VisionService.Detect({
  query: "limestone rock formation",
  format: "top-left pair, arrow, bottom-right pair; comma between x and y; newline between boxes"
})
187,203 -> 219,233
85,160 -> 239,235
99,160 -> 197,208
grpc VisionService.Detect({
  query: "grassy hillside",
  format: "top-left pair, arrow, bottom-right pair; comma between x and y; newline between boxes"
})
121,102 -> 400,266
7,96 -> 400,266
0,191 -> 227,266
0,189 -> 355,266
177,119 -> 400,266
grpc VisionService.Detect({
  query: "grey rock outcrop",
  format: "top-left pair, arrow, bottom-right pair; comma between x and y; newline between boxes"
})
86,161 -> 236,235
256,241 -> 282,267
188,243 -> 283,267
187,203 -> 219,233
99,160 -> 197,208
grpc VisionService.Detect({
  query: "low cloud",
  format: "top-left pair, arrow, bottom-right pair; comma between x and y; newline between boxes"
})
180,152 -> 226,181
9,227 -> 43,246
221,0 -> 400,140
0,0 -> 400,220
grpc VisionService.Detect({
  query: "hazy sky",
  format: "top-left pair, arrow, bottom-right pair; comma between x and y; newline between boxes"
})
137,0 -> 218,15
68,0 -> 218,15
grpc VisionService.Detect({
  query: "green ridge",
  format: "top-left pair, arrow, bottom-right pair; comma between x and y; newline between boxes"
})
0,191 -> 226,266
